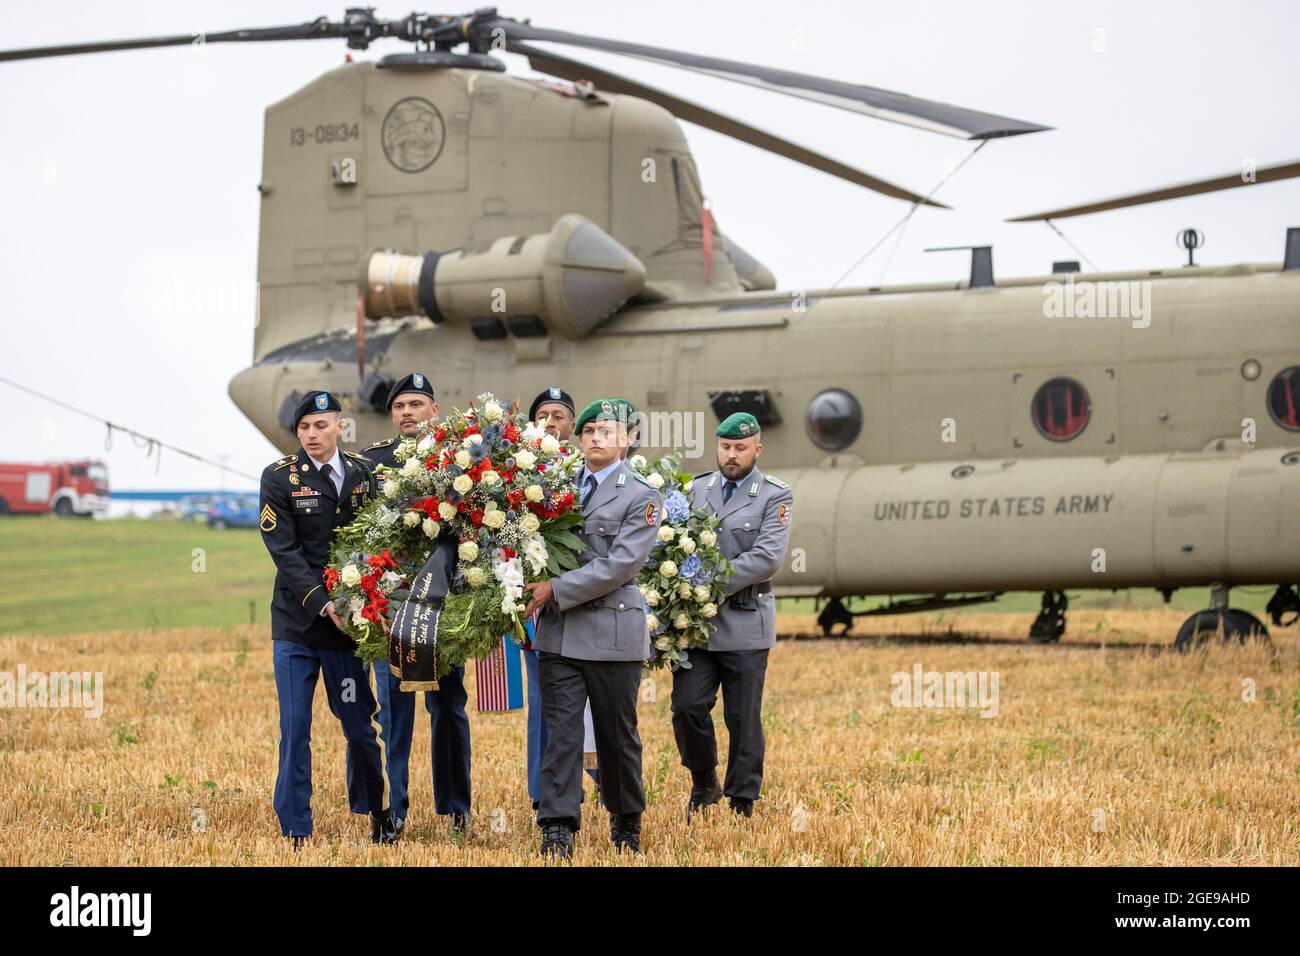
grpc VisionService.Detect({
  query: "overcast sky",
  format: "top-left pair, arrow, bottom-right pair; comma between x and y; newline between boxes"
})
3,0 -> 1297,491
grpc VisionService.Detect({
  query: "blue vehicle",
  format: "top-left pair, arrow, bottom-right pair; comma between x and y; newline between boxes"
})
206,493 -> 261,529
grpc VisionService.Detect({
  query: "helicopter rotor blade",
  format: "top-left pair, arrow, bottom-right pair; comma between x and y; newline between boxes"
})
513,42 -> 948,208
1007,159 -> 1300,221
0,19 -> 353,62
487,18 -> 1050,140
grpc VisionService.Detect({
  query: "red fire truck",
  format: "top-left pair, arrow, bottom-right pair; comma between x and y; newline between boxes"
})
0,460 -> 109,516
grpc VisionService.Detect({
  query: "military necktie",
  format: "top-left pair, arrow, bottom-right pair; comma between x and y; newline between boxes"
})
581,473 -> 598,507
722,479 -> 737,505
320,463 -> 340,496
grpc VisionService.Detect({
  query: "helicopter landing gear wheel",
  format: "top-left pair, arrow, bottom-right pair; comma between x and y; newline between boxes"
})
817,598 -> 854,637
1173,608 -> 1269,652
1028,590 -> 1068,643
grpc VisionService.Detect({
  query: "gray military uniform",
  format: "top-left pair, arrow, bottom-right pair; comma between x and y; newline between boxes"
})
534,458 -> 663,831
672,463 -> 793,803
534,459 -> 661,661
694,465 -> 793,650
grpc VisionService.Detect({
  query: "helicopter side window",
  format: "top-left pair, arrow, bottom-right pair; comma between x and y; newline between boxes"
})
806,388 -> 863,452
1267,366 -> 1300,432
1031,377 -> 1091,441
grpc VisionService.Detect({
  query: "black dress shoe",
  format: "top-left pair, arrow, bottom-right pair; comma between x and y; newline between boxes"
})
729,796 -> 754,818
371,808 -> 403,845
289,835 -> 307,851
539,822 -> 574,859
686,769 -> 723,821
609,812 -> 641,853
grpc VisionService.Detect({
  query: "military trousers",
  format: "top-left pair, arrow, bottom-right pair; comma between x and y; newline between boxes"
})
670,647 -> 770,802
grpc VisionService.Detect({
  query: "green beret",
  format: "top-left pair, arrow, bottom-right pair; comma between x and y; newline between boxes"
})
575,397 -> 638,435
716,412 -> 761,439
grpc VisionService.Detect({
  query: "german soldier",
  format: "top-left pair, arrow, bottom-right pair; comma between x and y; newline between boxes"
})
672,412 -> 793,819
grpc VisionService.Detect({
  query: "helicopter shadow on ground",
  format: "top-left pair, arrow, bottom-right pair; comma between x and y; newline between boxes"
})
776,630 -> 1166,651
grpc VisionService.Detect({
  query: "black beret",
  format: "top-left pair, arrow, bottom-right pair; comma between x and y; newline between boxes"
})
292,390 -> 342,430
385,371 -> 436,410
529,386 -> 576,422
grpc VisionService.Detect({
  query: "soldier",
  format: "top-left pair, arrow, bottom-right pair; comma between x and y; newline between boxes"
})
520,387 -> 600,811
523,398 -> 661,858
672,411 -> 793,819
361,372 -> 473,836
259,389 -> 400,848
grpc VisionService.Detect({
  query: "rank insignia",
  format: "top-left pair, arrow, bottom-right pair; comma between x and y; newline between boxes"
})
616,473 -> 627,487
645,502 -> 658,525
749,481 -> 760,496
259,504 -> 277,532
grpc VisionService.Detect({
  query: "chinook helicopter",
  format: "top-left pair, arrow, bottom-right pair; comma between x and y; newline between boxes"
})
6,8 -> 1300,650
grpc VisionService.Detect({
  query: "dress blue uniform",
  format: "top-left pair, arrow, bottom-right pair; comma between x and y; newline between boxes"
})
259,391 -> 393,839
363,432 -> 472,825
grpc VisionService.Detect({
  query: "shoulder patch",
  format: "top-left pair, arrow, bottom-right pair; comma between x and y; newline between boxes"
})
765,474 -> 788,489
273,454 -> 298,471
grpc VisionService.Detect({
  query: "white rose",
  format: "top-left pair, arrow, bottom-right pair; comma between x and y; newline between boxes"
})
340,565 -> 362,587
694,586 -> 710,603
452,475 -> 473,494
673,613 -> 690,630
677,582 -> 692,599
401,457 -> 422,478
700,530 -> 717,547
463,433 -> 483,448
520,512 -> 541,533
701,602 -> 718,619
629,454 -> 647,470
677,634 -> 690,649
422,518 -> 439,538
483,400 -> 503,422
438,501 -> 457,521
644,589 -> 660,607
524,484 -> 544,502
402,511 -> 421,527
659,560 -> 678,578
458,541 -> 479,562
540,434 -> 561,456
416,434 -> 435,456
382,480 -> 400,499
513,449 -> 536,471
657,525 -> 675,542
483,509 -> 506,529
679,536 -> 696,554
647,473 -> 665,489
465,566 -> 488,588
479,470 -> 501,487
455,450 -> 472,469
645,614 -> 659,633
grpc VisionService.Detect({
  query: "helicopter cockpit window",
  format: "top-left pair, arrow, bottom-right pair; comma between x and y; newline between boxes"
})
1266,366 -> 1300,431
806,388 -> 863,452
1031,377 -> 1091,441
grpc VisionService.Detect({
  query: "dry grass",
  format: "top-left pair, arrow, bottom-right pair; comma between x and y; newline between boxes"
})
1,608 -> 1296,866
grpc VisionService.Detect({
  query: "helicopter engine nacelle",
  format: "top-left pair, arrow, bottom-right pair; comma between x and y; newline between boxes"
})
361,213 -> 646,339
